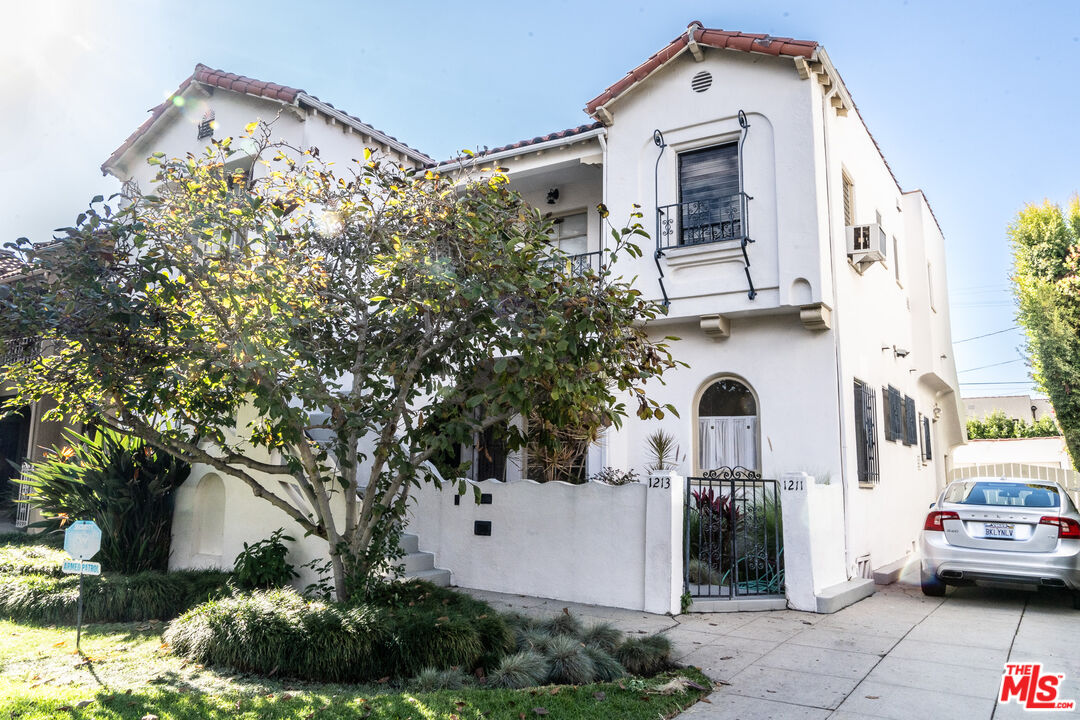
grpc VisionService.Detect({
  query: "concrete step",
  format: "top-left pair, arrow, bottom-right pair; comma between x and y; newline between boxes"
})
399,533 -> 419,554
402,551 -> 435,574
408,567 -> 451,587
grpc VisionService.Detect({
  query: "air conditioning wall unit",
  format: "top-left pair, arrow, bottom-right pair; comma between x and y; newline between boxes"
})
846,223 -> 887,271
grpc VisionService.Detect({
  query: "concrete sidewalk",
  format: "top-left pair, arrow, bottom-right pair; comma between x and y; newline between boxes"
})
463,572 -> 1080,719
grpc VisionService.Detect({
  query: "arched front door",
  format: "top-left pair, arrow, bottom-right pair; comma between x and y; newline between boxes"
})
696,377 -> 759,473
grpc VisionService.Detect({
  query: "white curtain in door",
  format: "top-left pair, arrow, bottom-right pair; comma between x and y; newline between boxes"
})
698,416 -> 758,471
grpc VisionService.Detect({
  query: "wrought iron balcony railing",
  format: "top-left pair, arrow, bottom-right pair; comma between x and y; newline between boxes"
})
657,194 -> 747,252
2,336 -> 41,366
542,250 -> 603,277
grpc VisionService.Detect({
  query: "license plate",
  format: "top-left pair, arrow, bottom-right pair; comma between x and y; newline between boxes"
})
985,522 -> 1015,538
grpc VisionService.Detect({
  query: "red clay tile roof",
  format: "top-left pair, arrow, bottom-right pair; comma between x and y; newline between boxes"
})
585,22 -> 818,117
436,122 -> 603,167
0,251 -> 22,280
102,63 -> 431,174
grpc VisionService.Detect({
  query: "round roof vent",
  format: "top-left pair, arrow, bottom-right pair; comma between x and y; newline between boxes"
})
691,71 -> 713,93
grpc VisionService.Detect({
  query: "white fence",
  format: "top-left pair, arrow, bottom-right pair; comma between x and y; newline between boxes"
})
949,463 -> 1080,506
406,472 -> 684,614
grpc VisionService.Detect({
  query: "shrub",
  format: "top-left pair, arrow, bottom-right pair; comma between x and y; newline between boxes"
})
487,650 -> 549,689
165,582 -> 511,683
540,610 -> 583,637
0,568 -> 232,624
0,544 -> 66,577
20,429 -> 189,574
588,467 -> 639,485
584,645 -> 625,681
232,529 -> 297,590
615,634 -> 672,676
580,621 -> 623,653
545,634 -> 596,685
0,532 -> 62,548
409,667 -> 471,692
501,610 -> 538,634
686,558 -> 721,586
518,627 -> 554,653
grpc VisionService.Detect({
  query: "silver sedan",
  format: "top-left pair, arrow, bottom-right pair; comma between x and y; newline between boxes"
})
920,477 -> 1080,608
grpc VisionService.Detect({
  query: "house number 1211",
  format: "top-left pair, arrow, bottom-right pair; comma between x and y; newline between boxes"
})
782,478 -> 805,491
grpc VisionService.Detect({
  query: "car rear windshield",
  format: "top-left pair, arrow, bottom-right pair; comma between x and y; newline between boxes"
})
945,481 -> 1060,508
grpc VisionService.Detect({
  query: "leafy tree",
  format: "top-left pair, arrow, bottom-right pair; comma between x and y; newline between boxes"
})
0,125 -> 678,601
1010,197 -> 1080,469
965,410 -> 1060,440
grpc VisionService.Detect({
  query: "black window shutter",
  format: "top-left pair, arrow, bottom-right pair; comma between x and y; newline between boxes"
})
903,396 -> 917,446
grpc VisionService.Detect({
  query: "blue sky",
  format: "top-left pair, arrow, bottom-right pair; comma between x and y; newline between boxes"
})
3,0 -> 1078,398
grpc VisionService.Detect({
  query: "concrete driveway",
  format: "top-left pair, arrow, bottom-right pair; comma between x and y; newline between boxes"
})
464,573 -> 1080,719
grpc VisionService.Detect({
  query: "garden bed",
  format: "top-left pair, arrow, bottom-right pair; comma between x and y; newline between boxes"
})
0,619 -> 711,719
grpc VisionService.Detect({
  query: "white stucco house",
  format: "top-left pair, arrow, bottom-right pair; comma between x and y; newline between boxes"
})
90,21 -> 965,613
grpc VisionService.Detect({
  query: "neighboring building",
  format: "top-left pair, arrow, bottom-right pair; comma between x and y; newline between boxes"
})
964,394 -> 1055,424
83,22 -> 964,611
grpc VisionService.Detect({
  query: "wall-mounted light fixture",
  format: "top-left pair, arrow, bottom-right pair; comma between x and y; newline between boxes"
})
546,188 -> 560,205
893,345 -> 910,358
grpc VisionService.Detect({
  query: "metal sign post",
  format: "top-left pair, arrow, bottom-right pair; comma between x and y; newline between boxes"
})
62,521 -> 102,651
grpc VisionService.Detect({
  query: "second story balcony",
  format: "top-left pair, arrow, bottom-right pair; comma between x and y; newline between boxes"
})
542,250 -> 604,278
657,194 -> 746,252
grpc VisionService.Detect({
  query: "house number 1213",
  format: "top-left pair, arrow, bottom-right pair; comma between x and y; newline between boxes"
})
648,476 -> 671,489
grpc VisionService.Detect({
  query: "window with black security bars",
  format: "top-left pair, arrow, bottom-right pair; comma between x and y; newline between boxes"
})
903,396 -> 918,446
854,380 -> 879,484
922,416 -> 933,461
882,385 -> 903,442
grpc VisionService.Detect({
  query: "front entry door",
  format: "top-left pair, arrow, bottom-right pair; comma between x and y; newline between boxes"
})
0,405 -> 31,523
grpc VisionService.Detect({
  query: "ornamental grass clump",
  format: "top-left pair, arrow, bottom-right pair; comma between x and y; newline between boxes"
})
0,544 -> 66,577
408,667 -> 471,692
615,633 -> 673,676
579,621 -> 623,653
487,650 -> 550,689
584,645 -> 626,682
0,568 -> 232,625
544,634 -> 597,685
164,581 -> 512,683
540,610 -> 584,637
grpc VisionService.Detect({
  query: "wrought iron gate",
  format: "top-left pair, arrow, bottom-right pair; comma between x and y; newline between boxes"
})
684,467 -> 784,599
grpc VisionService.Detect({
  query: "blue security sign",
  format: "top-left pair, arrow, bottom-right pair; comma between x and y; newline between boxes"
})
62,560 -> 101,575
64,520 -> 102,561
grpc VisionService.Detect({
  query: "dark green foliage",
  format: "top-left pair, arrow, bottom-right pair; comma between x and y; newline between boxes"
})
584,645 -> 626,682
615,634 -> 672,676
0,532 -> 62,547
0,568 -> 232,624
540,610 -> 583,637
232,528 -> 297,590
500,610 -> 538,634
165,582 -> 511,683
580,621 -> 623,653
0,543 -> 66,576
487,650 -> 549,689
966,410 -> 1061,439
164,589 -> 393,683
409,667 -> 471,692
20,429 -> 189,574
545,634 -> 597,685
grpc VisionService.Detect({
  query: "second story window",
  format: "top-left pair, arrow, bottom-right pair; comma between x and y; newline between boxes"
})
549,213 -> 588,255
675,142 -> 740,246
842,172 -> 855,226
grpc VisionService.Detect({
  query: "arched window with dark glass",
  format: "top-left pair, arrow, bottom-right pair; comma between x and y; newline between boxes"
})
697,378 -> 759,472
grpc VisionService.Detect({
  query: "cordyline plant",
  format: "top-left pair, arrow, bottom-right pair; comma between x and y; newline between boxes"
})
1010,196 -> 1080,470
0,123 -> 679,601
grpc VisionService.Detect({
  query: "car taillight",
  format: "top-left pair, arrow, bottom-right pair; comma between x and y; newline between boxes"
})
924,511 -> 959,531
1039,516 -> 1080,539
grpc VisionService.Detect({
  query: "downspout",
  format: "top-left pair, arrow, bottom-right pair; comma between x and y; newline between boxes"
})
821,85 -> 854,579
598,129 -> 610,472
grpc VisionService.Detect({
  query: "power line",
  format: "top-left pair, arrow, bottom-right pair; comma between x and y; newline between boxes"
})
958,358 -> 1024,373
958,381 -> 1034,386
952,326 -> 1020,344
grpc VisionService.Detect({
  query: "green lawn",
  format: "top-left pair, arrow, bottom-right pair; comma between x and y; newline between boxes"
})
0,620 -> 711,719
